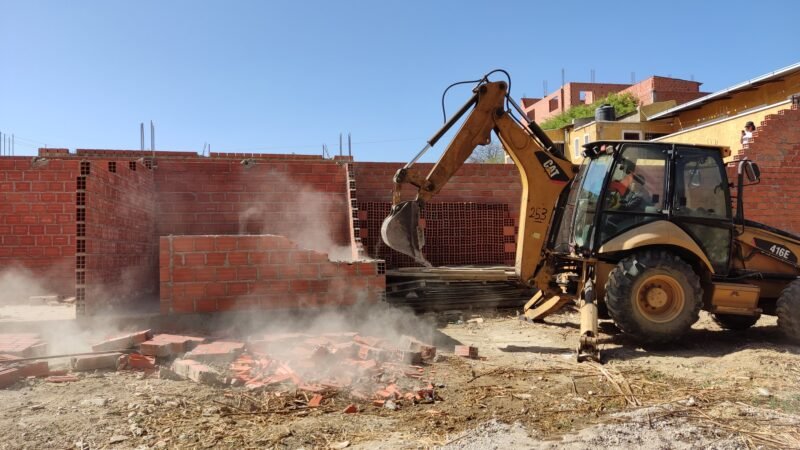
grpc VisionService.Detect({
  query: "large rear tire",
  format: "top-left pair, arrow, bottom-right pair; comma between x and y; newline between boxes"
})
777,279 -> 800,343
605,251 -> 703,343
712,313 -> 760,331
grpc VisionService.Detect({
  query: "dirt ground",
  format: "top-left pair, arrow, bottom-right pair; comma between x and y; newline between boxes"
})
1,307 -> 799,449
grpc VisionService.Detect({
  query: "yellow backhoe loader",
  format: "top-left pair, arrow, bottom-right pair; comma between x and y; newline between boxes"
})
381,71 -> 800,361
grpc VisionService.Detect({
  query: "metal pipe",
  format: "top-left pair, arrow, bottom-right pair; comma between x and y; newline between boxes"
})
150,120 -> 155,158
427,91 -> 479,148
1,349 -> 139,363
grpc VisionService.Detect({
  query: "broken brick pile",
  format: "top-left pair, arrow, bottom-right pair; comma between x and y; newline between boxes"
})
0,333 -> 51,388
159,234 -> 386,314
87,329 -> 442,410
1,329 -> 445,413
0,333 -> 48,357
225,332 -> 439,408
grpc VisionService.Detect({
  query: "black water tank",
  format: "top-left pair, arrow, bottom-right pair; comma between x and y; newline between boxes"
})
595,104 -> 616,122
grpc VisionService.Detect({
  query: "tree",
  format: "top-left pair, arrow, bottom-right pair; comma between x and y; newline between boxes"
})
467,142 -> 506,163
539,92 -> 639,130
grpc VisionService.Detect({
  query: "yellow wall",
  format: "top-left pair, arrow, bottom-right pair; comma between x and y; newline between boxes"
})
564,120 -> 676,163
542,68 -> 800,164
672,71 -> 800,128
655,102 -> 789,159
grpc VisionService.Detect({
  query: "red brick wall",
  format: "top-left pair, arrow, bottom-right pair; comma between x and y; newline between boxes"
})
80,160 -> 157,315
522,82 -> 631,122
358,202 -> 516,267
153,158 -> 351,255
0,158 -> 79,296
159,235 -> 385,314
351,162 -> 521,267
620,76 -> 705,106
731,105 -> 800,234
352,162 -> 522,214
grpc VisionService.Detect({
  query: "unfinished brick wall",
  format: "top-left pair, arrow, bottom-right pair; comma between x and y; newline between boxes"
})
731,105 -> 800,234
159,235 -> 385,314
353,162 -> 522,211
619,76 -> 706,106
351,162 -> 521,267
0,158 -> 79,296
79,159 -> 157,315
358,202 -> 516,267
153,158 -> 351,252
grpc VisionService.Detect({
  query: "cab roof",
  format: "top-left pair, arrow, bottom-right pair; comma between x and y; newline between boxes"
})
582,140 -> 731,158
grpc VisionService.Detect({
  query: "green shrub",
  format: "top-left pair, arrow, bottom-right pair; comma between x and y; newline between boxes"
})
539,92 -> 639,130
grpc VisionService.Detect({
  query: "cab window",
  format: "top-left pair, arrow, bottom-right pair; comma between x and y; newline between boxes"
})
570,154 -> 611,249
598,145 -> 667,243
674,149 -> 731,219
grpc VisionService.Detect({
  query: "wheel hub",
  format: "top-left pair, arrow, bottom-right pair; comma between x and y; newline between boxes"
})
645,286 -> 669,308
634,274 -> 686,323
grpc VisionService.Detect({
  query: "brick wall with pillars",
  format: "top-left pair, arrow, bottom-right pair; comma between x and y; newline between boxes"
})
80,159 -> 157,315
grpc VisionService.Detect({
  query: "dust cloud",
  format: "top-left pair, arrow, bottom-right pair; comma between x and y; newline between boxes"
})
0,266 -> 51,305
0,266 -> 136,355
237,167 -> 356,261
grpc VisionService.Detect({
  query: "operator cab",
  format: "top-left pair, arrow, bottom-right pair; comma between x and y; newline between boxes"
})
562,141 -> 734,273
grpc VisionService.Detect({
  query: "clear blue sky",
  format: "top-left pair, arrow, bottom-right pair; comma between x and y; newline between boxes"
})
1,1 -> 798,161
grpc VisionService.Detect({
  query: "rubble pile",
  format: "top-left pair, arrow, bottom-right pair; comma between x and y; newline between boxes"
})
226,332 -> 440,408
0,330 -> 444,410
0,333 -> 51,388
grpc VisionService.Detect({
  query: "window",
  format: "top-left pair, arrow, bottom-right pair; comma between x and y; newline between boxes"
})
644,132 -> 668,140
622,131 -> 642,140
599,145 -> 667,243
571,155 -> 612,248
549,97 -> 559,112
574,138 -> 581,158
673,150 -> 729,219
584,135 -> 590,145
673,148 -> 731,272
579,91 -> 587,103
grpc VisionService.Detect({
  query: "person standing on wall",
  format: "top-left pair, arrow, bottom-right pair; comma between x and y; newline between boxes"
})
741,121 -> 756,145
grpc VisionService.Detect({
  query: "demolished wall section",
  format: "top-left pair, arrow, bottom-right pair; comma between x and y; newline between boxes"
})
153,159 -> 351,256
80,159 -> 157,315
0,158 -> 79,297
159,235 -> 385,314
731,105 -> 800,234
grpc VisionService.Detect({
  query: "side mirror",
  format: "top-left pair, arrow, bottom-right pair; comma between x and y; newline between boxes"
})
744,161 -> 761,183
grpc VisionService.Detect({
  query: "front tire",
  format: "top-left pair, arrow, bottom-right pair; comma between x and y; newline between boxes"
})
605,251 -> 703,343
777,279 -> 800,343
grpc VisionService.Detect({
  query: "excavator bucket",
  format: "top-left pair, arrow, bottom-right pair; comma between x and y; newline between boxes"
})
381,200 -> 431,267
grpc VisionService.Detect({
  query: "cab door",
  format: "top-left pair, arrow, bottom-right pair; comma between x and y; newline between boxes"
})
670,147 -> 733,274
